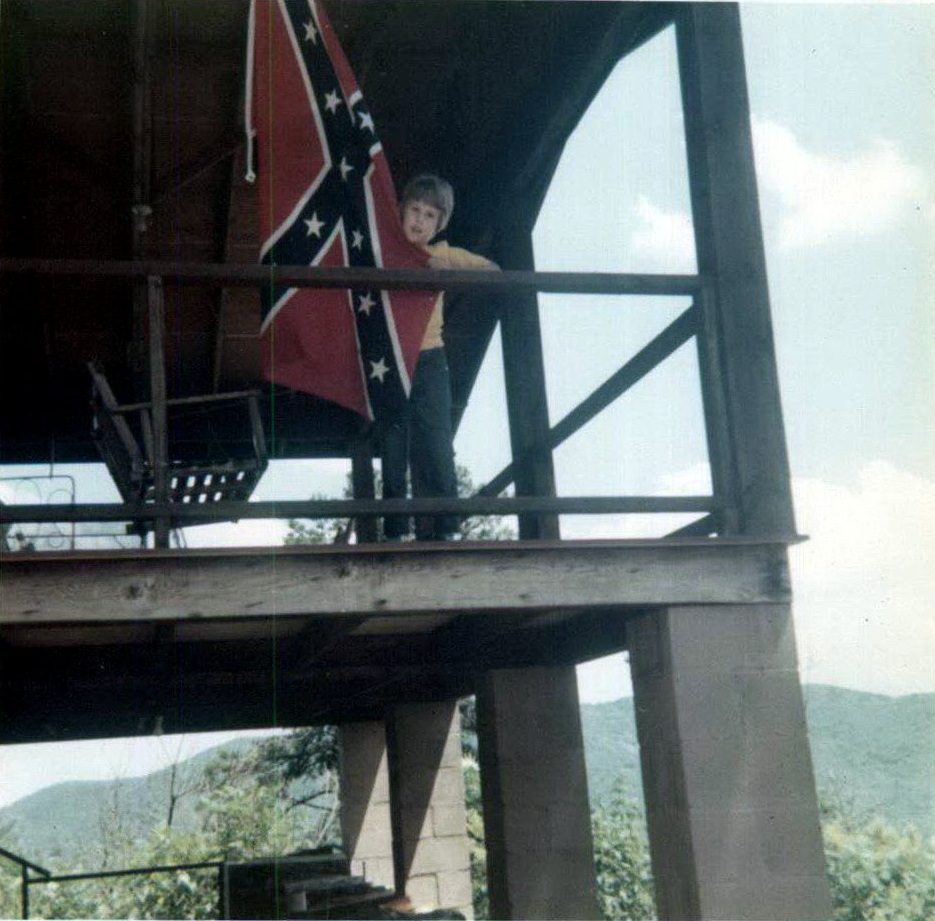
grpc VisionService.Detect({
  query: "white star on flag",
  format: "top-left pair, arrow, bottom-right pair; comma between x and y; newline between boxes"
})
324,89 -> 343,113
304,213 -> 325,237
250,0 -> 439,422
369,357 -> 389,382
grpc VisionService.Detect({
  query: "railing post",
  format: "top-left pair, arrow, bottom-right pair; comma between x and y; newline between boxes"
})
351,438 -> 378,543
497,225 -> 559,540
693,288 -> 741,534
148,275 -> 170,548
676,3 -> 796,537
218,862 -> 230,920
21,866 -> 29,919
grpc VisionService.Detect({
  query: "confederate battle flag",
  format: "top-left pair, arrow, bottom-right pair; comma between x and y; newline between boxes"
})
246,0 -> 437,420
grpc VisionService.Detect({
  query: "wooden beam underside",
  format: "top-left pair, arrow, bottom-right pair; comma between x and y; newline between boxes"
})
0,539 -> 791,743
0,540 -> 790,625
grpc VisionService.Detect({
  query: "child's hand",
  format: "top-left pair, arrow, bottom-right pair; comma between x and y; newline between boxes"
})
428,254 -> 499,270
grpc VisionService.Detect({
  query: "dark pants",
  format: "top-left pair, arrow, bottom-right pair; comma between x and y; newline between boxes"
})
380,347 -> 459,539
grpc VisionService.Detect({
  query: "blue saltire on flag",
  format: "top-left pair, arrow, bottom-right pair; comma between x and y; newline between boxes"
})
246,0 -> 437,420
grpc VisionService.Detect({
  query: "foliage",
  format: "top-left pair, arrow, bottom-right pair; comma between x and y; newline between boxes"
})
462,757 -> 489,920
822,795 -> 935,921
0,822 -> 25,920
18,733 -> 340,921
459,697 -> 478,758
285,464 -> 515,544
591,781 -> 656,921
283,504 -> 347,546
6,693 -> 935,920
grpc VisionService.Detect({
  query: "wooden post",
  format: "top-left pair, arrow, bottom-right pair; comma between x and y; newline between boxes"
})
351,438 -> 378,543
693,289 -> 741,534
676,3 -> 796,537
497,226 -> 559,540
130,0 -> 153,399
148,275 -> 170,549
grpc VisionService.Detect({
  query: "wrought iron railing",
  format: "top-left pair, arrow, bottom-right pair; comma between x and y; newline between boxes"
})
0,845 -> 223,920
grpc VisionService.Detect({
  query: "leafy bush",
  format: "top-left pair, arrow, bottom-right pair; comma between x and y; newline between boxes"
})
591,784 -> 656,920
822,796 -> 935,921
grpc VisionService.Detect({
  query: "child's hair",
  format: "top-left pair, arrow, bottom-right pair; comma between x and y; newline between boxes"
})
400,174 -> 454,233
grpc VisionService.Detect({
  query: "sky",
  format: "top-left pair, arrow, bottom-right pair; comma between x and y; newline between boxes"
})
1,2 -> 933,810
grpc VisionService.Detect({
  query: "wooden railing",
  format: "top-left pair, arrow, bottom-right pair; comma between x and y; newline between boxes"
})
0,259 -> 737,543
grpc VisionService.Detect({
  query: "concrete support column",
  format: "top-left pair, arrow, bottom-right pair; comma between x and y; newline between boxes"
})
629,604 -> 832,920
338,721 -> 394,890
385,701 -> 473,918
476,667 -> 600,920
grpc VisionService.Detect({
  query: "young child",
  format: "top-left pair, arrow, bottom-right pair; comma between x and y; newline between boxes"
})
381,174 -> 498,541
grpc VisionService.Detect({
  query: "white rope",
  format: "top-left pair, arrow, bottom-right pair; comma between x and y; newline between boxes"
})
244,0 -> 257,182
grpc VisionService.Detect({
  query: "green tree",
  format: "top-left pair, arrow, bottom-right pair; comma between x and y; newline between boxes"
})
822,796 -> 935,921
0,822 -> 28,920
462,757 -> 489,919
25,734 -> 340,921
591,782 -> 656,921
285,464 -> 515,544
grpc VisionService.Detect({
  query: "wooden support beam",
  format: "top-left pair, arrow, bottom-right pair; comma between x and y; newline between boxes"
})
0,540 -> 792,625
481,306 -> 697,497
694,286 -> 741,534
498,227 -> 558,539
0,258 -> 705,297
212,139 -> 242,392
666,513 -> 716,539
0,494 -> 720,525
148,275 -> 170,548
676,4 -> 795,536
130,0 -> 154,400
351,439 -> 378,543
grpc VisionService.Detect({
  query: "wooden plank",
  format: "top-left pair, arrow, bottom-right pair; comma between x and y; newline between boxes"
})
0,494 -> 720,524
0,258 -> 705,296
676,4 -> 795,536
0,540 -> 791,624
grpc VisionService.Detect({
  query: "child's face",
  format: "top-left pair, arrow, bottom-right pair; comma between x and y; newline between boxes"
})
402,199 -> 443,247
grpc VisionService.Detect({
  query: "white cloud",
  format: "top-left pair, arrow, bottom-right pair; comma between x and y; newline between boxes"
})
791,461 -> 935,696
628,196 -> 697,272
752,117 -> 928,249
180,517 -> 290,548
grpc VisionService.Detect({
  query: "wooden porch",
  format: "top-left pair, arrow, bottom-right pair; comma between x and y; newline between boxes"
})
0,536 -> 791,744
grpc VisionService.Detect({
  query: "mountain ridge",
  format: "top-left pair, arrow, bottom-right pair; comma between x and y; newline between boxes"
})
1,685 -> 930,869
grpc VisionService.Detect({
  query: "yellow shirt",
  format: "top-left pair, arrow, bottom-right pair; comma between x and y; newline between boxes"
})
420,240 -> 495,350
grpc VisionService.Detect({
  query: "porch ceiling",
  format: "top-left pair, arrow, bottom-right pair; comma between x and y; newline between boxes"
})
0,0 -> 674,465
